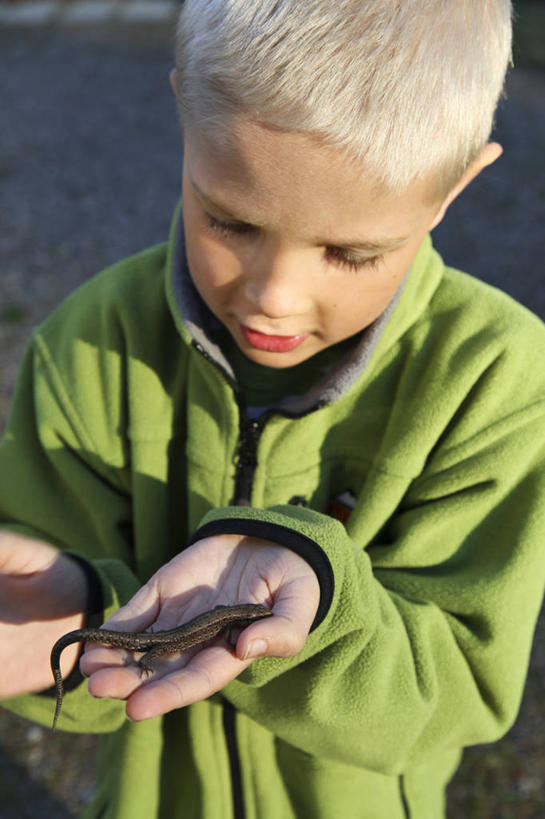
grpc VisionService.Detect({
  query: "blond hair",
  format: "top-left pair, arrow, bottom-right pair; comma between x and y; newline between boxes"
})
174,0 -> 512,194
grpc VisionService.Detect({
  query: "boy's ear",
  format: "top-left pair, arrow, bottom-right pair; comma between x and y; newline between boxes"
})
169,68 -> 178,96
430,142 -> 503,230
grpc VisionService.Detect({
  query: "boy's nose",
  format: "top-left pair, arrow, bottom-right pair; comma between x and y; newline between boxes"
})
244,248 -> 313,319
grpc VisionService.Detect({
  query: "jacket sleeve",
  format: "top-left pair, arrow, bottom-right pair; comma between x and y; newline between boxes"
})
0,335 -> 141,733
190,395 -> 545,774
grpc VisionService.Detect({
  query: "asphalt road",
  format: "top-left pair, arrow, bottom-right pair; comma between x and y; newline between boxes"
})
1,26 -> 545,318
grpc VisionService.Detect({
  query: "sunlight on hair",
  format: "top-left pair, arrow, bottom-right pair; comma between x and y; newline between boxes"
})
174,0 -> 512,195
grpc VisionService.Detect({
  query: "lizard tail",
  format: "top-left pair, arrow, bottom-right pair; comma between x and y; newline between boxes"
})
50,629 -> 86,731
51,667 -> 64,731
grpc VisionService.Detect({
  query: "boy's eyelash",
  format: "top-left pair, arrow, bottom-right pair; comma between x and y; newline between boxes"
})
204,213 -> 383,273
325,247 -> 383,273
205,213 -> 255,237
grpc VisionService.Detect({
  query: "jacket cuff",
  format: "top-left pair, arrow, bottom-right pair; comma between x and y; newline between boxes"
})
189,505 -> 337,630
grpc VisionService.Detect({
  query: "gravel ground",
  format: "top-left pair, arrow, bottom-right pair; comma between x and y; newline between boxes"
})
0,21 -> 544,819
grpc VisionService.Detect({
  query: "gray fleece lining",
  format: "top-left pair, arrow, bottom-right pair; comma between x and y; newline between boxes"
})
172,215 -> 407,414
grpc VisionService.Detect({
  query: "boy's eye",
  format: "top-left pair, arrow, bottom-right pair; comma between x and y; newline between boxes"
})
204,213 -> 255,237
204,212 -> 383,273
326,246 -> 383,273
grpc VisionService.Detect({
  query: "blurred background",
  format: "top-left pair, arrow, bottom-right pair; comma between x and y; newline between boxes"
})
0,1 -> 544,816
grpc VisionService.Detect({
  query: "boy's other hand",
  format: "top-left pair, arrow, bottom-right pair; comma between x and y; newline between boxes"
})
0,531 -> 86,698
81,535 -> 320,722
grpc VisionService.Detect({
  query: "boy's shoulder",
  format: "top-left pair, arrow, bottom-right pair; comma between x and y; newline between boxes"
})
37,242 -> 175,353
386,245 -> 545,452
430,261 -> 545,355
420,261 -> 545,433
31,242 -> 189,418
392,242 -> 545,407
387,256 -> 545,473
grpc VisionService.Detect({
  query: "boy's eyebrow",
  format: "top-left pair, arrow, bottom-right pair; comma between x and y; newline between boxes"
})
190,177 -> 410,253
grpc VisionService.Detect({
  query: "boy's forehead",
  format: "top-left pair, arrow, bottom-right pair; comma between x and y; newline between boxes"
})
189,119 -> 375,200
184,119 -> 441,242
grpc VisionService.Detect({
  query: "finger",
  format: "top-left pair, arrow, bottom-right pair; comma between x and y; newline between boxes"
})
234,610 -> 312,661
0,531 -> 59,575
235,569 -> 319,660
83,644 -> 193,698
123,645 -> 253,722
83,641 -> 204,699
80,643 -> 135,677
86,661 -> 145,702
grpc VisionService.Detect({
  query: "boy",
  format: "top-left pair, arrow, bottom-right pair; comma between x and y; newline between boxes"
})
1,1 -> 544,817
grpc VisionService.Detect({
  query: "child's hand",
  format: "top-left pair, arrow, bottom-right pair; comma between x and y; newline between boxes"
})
0,531 -> 87,698
81,534 -> 320,722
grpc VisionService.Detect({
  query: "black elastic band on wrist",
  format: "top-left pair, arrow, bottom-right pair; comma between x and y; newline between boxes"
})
64,551 -> 105,625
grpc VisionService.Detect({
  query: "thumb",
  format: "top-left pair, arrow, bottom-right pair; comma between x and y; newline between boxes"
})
0,530 -> 59,575
235,578 -> 320,662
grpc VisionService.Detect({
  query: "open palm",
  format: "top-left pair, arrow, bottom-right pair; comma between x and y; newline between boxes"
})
81,533 -> 319,722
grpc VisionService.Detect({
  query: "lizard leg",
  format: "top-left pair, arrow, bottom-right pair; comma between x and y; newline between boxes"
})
137,646 -> 161,677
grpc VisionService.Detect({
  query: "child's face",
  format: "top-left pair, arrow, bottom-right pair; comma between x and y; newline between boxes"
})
181,119 -> 446,368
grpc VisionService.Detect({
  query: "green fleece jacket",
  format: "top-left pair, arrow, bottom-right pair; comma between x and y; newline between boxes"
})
2,205 -> 545,819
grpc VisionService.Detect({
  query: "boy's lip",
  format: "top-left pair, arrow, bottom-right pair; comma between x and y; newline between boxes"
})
239,323 -> 309,352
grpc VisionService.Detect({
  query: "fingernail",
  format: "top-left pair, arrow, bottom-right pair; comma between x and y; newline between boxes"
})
244,639 -> 267,660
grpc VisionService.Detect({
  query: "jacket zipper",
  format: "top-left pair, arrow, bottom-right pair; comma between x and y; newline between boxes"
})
223,701 -> 245,819
233,411 -> 267,506
225,400 -> 268,818
399,775 -> 410,818
192,340 -> 325,818
192,341 -> 264,818
192,339 -> 267,507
